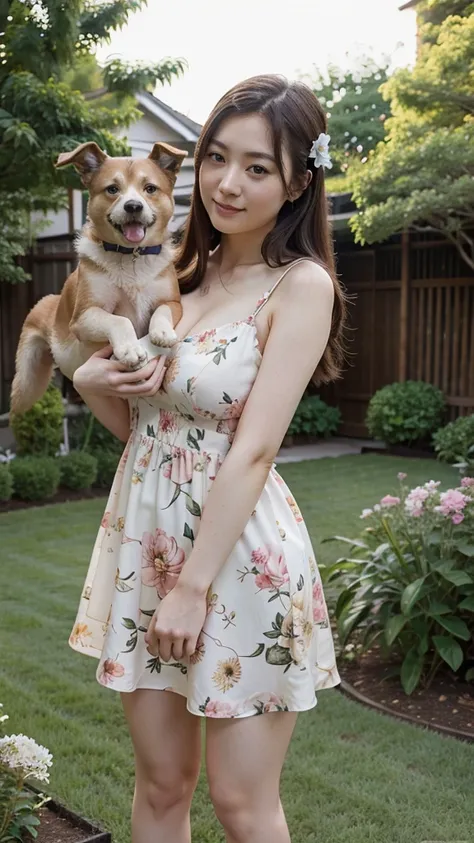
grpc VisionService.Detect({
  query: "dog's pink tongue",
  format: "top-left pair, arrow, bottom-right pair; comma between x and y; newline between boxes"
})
123,223 -> 145,243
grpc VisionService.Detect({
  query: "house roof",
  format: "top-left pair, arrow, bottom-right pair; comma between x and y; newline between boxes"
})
399,0 -> 421,10
135,91 -> 201,141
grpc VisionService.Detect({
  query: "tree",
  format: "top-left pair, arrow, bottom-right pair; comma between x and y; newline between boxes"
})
349,2 -> 474,270
304,56 -> 392,176
0,0 -> 186,283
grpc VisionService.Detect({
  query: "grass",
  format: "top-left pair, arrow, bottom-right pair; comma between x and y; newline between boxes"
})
1,453 -> 472,843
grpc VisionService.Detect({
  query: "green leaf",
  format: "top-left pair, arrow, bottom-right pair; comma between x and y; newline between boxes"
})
247,643 -> 265,657
458,596 -> 474,612
400,577 -> 426,615
427,600 -> 451,616
400,647 -> 425,695
185,497 -> 201,518
432,635 -> 464,672
265,644 -> 293,666
435,615 -> 471,641
456,542 -> 474,557
121,617 -> 136,630
385,614 -> 407,646
438,569 -> 473,586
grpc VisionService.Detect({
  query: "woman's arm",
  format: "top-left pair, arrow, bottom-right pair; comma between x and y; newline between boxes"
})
145,262 -> 335,662
72,343 -> 167,443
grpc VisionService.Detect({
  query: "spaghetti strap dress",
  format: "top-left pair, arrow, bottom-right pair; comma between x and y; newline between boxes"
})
68,258 -> 341,718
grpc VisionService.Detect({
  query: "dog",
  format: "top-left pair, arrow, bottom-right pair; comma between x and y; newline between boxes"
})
10,140 -> 187,415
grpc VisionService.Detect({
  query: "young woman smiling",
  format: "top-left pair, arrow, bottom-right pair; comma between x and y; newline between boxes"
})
70,74 -> 348,843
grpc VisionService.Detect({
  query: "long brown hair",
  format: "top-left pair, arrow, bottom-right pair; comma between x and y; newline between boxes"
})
175,74 -> 348,385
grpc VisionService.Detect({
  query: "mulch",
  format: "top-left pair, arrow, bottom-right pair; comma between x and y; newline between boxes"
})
338,644 -> 474,741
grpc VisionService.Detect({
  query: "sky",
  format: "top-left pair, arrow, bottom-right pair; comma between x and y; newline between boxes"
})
97,0 -> 418,125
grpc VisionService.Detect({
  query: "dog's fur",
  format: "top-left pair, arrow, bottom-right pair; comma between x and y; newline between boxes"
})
10,140 -> 187,415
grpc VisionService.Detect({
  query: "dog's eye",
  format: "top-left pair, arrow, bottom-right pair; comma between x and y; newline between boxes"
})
106,185 -> 119,195
145,184 -> 158,194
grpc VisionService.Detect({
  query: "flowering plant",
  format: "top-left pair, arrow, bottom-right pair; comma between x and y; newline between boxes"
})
0,704 -> 52,841
323,474 -> 474,694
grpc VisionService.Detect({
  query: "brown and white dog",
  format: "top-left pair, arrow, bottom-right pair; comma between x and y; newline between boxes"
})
10,140 -> 187,415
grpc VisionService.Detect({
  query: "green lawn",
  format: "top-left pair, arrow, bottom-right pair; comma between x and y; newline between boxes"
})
1,453 -> 472,843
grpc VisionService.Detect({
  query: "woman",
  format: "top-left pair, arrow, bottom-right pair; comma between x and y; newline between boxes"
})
70,74 -> 347,843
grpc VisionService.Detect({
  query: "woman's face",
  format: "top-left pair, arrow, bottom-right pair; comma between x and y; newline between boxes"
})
199,113 -> 292,237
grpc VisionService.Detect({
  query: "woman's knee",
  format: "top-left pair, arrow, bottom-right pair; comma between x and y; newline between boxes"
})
137,758 -> 200,815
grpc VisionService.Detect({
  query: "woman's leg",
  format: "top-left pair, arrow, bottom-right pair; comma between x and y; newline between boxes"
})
121,689 -> 202,843
206,711 -> 297,843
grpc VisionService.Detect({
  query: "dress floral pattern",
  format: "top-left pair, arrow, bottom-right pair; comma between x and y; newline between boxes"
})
69,260 -> 341,718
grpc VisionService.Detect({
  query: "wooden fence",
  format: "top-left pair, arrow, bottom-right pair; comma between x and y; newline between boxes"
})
320,230 -> 474,436
1,230 -> 474,437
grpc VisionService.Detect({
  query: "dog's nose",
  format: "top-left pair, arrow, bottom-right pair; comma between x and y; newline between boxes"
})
124,200 -> 144,214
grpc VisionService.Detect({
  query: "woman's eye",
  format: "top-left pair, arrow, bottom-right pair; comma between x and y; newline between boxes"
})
106,185 -> 119,195
145,184 -> 158,194
208,152 -> 224,162
249,165 -> 268,175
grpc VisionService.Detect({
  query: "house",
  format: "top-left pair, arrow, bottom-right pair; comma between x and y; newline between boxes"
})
34,91 -> 201,239
399,0 -> 423,55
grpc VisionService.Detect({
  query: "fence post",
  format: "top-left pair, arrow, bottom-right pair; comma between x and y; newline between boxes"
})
399,229 -> 410,381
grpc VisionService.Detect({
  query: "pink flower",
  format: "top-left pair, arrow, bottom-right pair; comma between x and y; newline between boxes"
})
380,495 -> 400,508
397,472 -> 407,480
313,581 -> 327,623
141,528 -> 186,597
405,486 -> 430,517
162,446 -> 194,484
205,700 -> 236,718
158,411 -> 178,434
220,397 -> 245,420
98,658 -> 125,686
461,477 -> 474,488
434,489 -> 468,516
101,511 -> 111,529
252,547 -> 289,591
452,513 -> 464,525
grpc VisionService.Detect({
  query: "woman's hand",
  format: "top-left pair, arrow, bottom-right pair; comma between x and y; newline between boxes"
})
73,344 -> 167,399
144,582 -> 208,663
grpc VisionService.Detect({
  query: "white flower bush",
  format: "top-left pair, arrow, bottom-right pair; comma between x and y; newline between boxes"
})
0,704 -> 52,841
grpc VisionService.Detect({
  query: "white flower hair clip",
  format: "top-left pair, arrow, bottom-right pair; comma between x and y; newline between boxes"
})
308,133 -> 333,170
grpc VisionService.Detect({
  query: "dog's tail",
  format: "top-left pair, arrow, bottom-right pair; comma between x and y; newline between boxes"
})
10,295 -> 60,415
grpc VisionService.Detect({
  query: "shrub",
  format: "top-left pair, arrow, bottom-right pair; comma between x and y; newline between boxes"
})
366,380 -> 445,446
287,395 -> 341,438
0,464 -> 13,502
59,451 -> 98,491
93,450 -> 121,489
10,383 -> 64,457
323,472 -> 474,694
68,410 -> 124,456
10,456 -> 61,502
433,414 -> 474,465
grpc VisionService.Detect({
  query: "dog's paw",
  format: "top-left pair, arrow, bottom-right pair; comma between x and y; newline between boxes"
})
149,325 -> 178,349
113,343 -> 149,370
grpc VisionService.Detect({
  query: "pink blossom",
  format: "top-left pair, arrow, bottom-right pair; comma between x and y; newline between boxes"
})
452,513 -> 464,525
397,472 -> 407,480
405,486 -> 430,517
98,659 -> 125,686
162,446 -> 194,484
360,508 -> 373,519
313,581 -> 327,623
158,411 -> 178,434
461,477 -> 474,488
141,528 -> 186,597
205,700 -> 236,718
101,511 -> 111,529
251,546 -> 289,591
381,495 -> 400,508
434,489 -> 468,516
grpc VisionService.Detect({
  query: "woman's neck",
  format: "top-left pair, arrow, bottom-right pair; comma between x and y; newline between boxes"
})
215,223 -> 273,272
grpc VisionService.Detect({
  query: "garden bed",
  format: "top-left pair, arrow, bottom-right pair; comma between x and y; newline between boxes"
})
25,789 -> 111,843
338,643 -> 474,742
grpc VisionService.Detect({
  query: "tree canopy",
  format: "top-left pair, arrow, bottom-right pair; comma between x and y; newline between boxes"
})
0,0 -> 186,283
348,1 -> 474,270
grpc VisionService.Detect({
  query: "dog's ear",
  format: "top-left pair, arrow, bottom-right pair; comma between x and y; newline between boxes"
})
55,142 -> 107,186
148,143 -> 187,181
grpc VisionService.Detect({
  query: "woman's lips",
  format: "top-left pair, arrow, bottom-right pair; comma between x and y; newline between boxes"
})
213,200 -> 243,217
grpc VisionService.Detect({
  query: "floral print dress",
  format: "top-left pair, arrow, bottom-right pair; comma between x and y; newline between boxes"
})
69,259 -> 341,718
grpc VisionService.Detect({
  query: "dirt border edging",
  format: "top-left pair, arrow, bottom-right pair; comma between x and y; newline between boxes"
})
336,678 -> 474,744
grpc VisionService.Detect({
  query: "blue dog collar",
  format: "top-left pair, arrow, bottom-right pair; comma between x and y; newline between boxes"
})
103,242 -> 162,256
